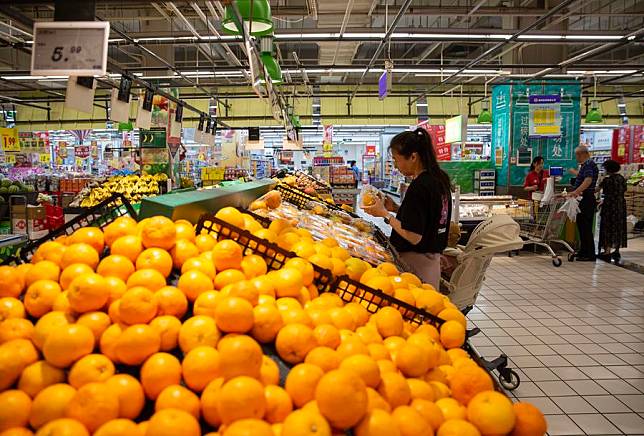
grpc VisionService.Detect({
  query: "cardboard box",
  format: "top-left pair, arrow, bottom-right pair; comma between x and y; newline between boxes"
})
27,205 -> 48,239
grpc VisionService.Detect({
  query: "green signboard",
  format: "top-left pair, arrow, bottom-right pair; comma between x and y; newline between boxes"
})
139,128 -> 167,149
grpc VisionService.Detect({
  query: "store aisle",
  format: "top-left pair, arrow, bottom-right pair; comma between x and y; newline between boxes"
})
468,255 -> 644,436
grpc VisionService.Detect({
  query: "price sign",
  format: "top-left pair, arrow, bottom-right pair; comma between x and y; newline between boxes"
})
31,21 -> 110,76
5,154 -> 16,164
0,128 -> 20,152
75,157 -> 85,167
39,154 -> 51,164
75,145 -> 90,158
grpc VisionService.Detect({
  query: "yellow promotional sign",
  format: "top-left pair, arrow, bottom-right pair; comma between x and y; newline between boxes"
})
75,157 -> 85,167
0,128 -> 20,152
4,154 -> 16,164
40,154 -> 51,164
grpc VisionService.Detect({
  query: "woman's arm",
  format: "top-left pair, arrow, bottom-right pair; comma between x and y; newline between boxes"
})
388,215 -> 422,245
524,185 -> 538,192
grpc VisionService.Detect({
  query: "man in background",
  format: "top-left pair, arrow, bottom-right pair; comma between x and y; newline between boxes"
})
568,145 -> 599,261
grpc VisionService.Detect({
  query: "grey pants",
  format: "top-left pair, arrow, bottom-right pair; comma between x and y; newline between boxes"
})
398,251 -> 441,291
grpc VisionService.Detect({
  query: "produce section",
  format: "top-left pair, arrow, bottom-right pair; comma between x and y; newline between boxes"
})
0,191 -> 545,436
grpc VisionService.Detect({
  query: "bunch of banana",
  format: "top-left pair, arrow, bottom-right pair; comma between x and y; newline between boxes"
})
73,174 -> 163,208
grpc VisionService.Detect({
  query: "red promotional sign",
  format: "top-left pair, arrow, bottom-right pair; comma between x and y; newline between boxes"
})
75,145 -> 90,158
611,126 -> 630,164
632,126 -> 644,163
420,124 -> 451,161
365,144 -> 376,155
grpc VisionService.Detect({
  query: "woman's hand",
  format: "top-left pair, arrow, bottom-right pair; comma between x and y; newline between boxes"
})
383,196 -> 398,212
362,196 -> 388,218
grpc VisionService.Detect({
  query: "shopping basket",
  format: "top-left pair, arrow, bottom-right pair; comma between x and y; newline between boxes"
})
3,193 -> 137,265
512,197 -> 575,266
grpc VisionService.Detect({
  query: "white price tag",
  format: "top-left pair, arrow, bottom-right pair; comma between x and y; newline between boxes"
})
31,21 -> 109,76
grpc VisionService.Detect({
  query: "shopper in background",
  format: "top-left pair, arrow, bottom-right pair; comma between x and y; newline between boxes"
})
523,156 -> 549,199
362,128 -> 452,290
348,160 -> 361,184
568,145 -> 599,261
597,159 -> 627,261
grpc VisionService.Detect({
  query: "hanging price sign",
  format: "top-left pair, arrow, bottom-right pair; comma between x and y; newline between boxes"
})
39,154 -> 51,164
0,128 -> 20,152
75,157 -> 85,167
31,21 -> 110,76
5,154 -> 16,164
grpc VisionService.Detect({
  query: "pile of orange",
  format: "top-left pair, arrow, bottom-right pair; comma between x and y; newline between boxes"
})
0,207 -> 547,436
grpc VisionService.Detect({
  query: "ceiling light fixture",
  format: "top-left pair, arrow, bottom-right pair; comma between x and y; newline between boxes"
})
585,76 -> 603,124
222,0 -> 274,36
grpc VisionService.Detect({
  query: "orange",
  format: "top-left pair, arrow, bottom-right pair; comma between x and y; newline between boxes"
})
280,307 -> 312,327
43,324 -> 94,368
93,418 -> 141,436
155,286 -> 188,318
68,227 -> 105,253
26,261 -> 60,287
33,312 -> 73,350
304,346 -> 340,373
251,304 -> 283,343
141,216 -> 176,250
18,361 -> 65,398
51,291 -> 71,314
366,387 -> 392,413
339,354 -> 381,388
59,264 -> 93,290
175,221 -> 196,242
146,408 -> 200,436
437,308 -> 467,328
126,269 -> 166,292
105,277 -> 127,304
178,316 -> 220,353
282,409 -> 331,436
250,276 -> 275,297
149,316 -> 181,351
155,385 -> 201,419
170,239 -> 200,270
407,379 -> 434,401
344,302 -> 370,327
306,308 -> 332,327
312,324 -> 341,349
273,268 -> 304,298
64,382 -> 119,432
222,418 -> 273,436
215,207 -> 245,228
284,258 -> 314,286
336,337 -> 369,360
181,257 -> 216,279
0,266 -> 25,298
377,372 -> 411,409
415,290 -> 445,315
115,324 -> 160,365
97,255 -> 135,282
439,321 -> 465,349
367,343 -> 389,361
391,405 -> 432,436
105,374 -> 145,419
364,276 -> 394,304
103,216 -> 138,247
315,369 -> 368,429
264,385 -> 293,424
217,376 -> 266,424
34,418 -> 89,436
412,323 -> 440,341
0,428 -> 34,436
220,279 -> 260,306
466,391 -> 515,436
119,287 -> 158,324
285,363 -> 324,407
182,346 -> 220,392
240,255 -> 267,279
275,323 -> 315,364
212,240 -> 243,271
177,270 -> 213,302
67,273 -> 109,313
33,241 -> 67,266
68,354 -> 115,388
140,353 -> 182,400
217,335 -> 262,380
328,307 -> 356,330
200,378 -> 225,427
0,390 -> 31,431
99,324 -> 122,363
193,291 -> 220,318
29,384 -> 77,429
411,399 -> 444,431
394,343 -> 431,378
214,269 -> 246,290
215,296 -> 254,334
435,398 -> 466,420
0,318 -> 33,344
374,307 -> 404,338
355,409 -> 400,436
76,312 -> 110,343
511,402 -> 547,436
330,246 -> 350,260
436,419 -> 481,436
377,262 -> 399,276
195,234 -> 216,252
110,235 -> 143,263
449,365 -> 493,405
260,355 -> 280,386
60,243 -> 99,270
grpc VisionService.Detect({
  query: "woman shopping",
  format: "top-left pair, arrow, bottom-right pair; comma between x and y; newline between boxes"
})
523,156 -> 549,200
597,160 -> 628,261
362,128 -> 452,291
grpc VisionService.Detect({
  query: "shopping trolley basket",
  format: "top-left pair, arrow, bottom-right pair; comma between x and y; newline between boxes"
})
512,197 -> 575,267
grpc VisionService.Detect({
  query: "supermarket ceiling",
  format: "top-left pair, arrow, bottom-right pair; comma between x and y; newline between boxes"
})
0,0 -> 643,98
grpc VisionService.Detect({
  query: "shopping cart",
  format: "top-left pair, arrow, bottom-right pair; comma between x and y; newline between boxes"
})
512,197 -> 575,267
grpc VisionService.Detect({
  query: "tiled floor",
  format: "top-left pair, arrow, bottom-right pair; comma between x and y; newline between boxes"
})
618,236 -> 644,270
468,254 -> 644,436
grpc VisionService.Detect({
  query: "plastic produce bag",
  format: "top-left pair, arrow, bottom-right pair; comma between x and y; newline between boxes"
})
558,196 -> 581,222
359,184 -> 382,209
540,176 -> 555,206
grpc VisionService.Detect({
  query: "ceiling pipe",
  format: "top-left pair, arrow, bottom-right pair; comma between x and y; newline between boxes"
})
190,1 -> 243,67
0,94 -> 50,111
331,0 -> 355,65
164,2 -> 219,65
348,0 -> 414,102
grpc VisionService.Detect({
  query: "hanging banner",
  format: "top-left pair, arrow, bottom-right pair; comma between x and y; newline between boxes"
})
528,95 -> 561,137
632,125 -> 644,163
420,124 -> 450,161
0,128 -> 20,152
611,126 -> 630,164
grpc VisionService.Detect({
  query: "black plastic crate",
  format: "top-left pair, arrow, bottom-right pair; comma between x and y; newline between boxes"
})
4,193 -> 137,265
276,183 -> 358,217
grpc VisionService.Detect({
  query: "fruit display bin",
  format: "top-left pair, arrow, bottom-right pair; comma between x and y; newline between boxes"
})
2,193 -> 137,265
275,183 -> 357,217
